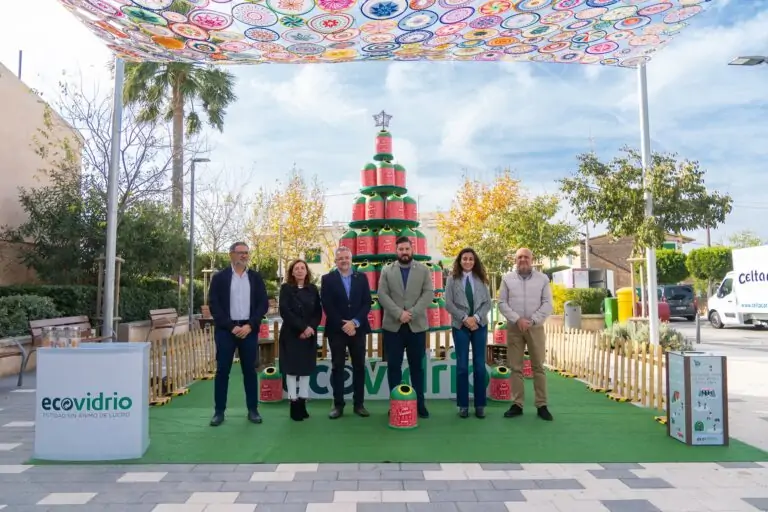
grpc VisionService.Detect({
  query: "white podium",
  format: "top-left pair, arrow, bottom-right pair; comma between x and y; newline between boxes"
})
666,351 -> 729,446
34,342 -> 150,461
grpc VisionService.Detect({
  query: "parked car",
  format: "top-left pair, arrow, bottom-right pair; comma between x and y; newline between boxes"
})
658,284 -> 697,321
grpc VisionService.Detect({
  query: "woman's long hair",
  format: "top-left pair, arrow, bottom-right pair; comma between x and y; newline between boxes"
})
285,259 -> 313,286
451,248 -> 489,284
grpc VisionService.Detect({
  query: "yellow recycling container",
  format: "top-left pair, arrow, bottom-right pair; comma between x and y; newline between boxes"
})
616,287 -> 635,323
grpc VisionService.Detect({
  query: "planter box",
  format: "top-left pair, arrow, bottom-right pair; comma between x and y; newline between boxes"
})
583,314 -> 606,332
546,314 -> 605,332
116,315 -> 195,342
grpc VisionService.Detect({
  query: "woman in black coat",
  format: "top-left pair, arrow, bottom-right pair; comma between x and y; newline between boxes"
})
279,259 -> 322,421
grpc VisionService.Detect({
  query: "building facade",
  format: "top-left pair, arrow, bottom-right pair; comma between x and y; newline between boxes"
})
0,62 -> 82,285
548,233 -> 694,289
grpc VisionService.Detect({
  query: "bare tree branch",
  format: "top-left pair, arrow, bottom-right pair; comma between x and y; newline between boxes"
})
194,167 -> 252,266
51,74 -> 209,214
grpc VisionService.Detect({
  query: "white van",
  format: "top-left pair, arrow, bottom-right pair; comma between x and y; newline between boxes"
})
707,245 -> 768,329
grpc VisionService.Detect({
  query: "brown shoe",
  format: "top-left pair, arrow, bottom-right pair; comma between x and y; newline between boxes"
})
354,406 -> 370,417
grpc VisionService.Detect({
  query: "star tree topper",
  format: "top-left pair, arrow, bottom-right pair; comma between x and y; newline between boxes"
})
373,110 -> 392,130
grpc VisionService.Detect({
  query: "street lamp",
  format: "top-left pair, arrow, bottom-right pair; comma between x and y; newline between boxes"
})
728,56 -> 767,66
189,157 -> 211,329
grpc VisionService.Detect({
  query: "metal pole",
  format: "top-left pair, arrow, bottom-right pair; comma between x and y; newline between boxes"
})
102,57 -> 125,341
277,220 -> 283,281
695,313 -> 701,344
17,50 -> 22,79
638,62 -> 660,345
584,223 -> 590,269
189,160 -> 196,330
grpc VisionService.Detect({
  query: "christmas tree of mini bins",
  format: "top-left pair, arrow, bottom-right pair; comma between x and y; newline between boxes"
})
337,111 -> 451,336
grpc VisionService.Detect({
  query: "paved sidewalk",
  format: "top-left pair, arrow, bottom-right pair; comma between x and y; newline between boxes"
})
2,373 -> 768,511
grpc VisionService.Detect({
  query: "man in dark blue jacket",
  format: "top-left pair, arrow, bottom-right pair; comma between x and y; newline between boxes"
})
321,246 -> 371,419
208,242 -> 269,426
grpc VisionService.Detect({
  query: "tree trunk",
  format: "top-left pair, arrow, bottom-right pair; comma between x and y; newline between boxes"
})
171,80 -> 184,214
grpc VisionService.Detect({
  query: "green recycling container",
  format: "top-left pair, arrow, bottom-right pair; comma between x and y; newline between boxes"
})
604,297 -> 619,328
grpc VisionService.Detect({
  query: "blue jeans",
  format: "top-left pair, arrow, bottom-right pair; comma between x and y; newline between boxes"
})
452,324 -> 488,408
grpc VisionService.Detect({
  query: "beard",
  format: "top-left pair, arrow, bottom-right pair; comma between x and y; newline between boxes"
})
397,254 -> 412,264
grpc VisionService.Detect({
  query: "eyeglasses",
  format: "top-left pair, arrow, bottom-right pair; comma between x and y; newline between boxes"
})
233,251 -> 250,256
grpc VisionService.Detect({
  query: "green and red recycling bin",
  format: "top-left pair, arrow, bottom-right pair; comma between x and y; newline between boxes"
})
488,366 -> 512,402
377,225 -> 396,256
493,321 -> 507,344
374,130 -> 393,162
366,193 -> 385,220
259,366 -> 283,403
361,163 -> 377,188
356,227 -> 376,257
339,229 -> 357,257
394,163 -> 406,188
385,193 -> 404,220
259,318 -> 270,340
388,383 -> 418,429
377,161 -> 395,186
352,196 -> 367,221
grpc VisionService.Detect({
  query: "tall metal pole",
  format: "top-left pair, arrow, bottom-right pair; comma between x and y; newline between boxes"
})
189,160 -> 196,330
584,222 -> 590,269
17,50 -> 22,79
638,62 -> 660,345
102,57 -> 125,340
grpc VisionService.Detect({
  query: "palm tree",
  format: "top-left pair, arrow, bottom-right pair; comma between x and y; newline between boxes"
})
123,62 -> 237,213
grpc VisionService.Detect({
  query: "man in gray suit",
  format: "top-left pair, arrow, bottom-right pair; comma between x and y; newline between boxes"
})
377,236 -> 434,418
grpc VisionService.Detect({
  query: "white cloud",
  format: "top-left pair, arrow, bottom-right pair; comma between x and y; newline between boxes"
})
250,65 -> 366,125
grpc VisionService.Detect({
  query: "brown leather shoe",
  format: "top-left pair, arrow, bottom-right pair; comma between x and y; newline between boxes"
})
354,406 -> 370,417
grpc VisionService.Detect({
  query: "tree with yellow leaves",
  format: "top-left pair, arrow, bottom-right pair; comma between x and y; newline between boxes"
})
437,169 -> 522,266
246,167 -> 326,280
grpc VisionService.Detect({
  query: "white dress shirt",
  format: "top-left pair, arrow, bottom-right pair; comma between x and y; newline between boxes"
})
230,266 -> 251,321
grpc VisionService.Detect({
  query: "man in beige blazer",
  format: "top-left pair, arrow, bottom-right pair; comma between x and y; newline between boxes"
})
377,236 -> 434,418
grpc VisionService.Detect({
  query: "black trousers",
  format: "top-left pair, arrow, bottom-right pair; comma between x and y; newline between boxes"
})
383,324 -> 426,409
214,328 -> 259,414
327,331 -> 366,408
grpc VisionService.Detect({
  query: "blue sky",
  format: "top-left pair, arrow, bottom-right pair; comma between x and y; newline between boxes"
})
2,0 -> 767,249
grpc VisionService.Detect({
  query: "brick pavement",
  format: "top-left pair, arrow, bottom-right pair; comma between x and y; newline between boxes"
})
2,374 -> 768,511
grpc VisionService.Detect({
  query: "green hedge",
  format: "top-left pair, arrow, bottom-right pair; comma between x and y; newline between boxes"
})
0,295 -> 61,338
552,284 -> 607,315
566,287 -> 608,315
0,284 -> 204,324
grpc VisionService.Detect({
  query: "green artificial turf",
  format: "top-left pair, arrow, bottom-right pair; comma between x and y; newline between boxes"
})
33,372 -> 768,464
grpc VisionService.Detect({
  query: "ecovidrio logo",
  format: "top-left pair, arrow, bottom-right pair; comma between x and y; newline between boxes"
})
40,392 -> 133,419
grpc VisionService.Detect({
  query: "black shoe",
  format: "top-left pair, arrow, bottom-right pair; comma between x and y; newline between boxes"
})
475,407 -> 486,419
289,400 -> 303,422
354,406 -> 370,417
299,398 -> 309,419
504,404 -> 523,418
537,406 -> 553,421
210,413 -> 224,427
248,410 -> 263,424
329,406 -> 344,419
418,407 -> 430,419
458,407 -> 469,418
